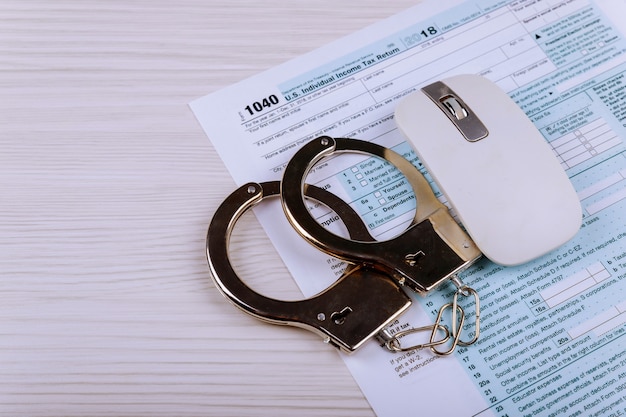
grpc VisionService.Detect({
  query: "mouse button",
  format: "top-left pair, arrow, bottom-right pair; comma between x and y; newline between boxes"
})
440,95 -> 468,120
421,80 -> 488,143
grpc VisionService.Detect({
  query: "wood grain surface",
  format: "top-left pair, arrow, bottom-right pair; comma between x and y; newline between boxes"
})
0,1 -> 419,416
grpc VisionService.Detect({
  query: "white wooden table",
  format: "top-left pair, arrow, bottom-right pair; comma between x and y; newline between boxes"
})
0,1 -> 418,416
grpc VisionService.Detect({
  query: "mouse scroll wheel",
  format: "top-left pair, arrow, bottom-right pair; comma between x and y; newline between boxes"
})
440,96 -> 468,120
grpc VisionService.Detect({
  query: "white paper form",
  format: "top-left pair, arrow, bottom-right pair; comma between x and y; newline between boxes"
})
192,0 -> 626,415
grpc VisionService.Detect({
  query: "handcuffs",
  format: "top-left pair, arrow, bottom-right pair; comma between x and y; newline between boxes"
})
207,136 -> 483,355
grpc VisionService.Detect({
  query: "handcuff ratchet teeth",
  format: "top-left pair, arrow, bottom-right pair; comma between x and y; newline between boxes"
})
281,136 -> 482,294
207,181 -> 412,353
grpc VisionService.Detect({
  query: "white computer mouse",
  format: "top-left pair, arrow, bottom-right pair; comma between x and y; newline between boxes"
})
394,74 -> 582,266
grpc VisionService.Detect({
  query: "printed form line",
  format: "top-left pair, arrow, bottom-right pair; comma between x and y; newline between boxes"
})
569,301 -> 626,339
540,261 -> 611,309
578,166 -> 626,215
551,117 -> 622,171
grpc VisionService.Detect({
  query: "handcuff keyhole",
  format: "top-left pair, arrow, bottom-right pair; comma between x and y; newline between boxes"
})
331,306 -> 353,325
404,250 -> 425,266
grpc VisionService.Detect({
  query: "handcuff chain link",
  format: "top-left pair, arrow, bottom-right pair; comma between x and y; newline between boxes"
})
381,278 -> 481,356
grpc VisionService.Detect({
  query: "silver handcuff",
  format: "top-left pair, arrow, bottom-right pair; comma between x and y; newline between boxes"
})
207,136 -> 483,355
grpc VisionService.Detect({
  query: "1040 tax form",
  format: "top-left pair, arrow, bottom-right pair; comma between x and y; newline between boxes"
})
192,0 -> 626,415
